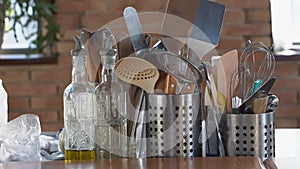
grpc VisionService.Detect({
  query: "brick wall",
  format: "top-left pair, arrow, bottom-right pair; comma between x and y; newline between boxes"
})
0,0 -> 297,131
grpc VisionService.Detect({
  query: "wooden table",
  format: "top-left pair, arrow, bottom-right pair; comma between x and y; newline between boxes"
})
1,156 -> 264,169
0,129 -> 298,169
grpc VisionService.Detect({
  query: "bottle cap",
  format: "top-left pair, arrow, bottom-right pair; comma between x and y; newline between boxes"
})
70,32 -> 87,56
70,36 -> 81,56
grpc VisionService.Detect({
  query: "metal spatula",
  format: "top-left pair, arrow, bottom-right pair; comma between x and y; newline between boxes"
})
155,0 -> 225,61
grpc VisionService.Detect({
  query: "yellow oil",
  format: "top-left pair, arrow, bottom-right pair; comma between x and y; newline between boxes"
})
64,150 -> 96,162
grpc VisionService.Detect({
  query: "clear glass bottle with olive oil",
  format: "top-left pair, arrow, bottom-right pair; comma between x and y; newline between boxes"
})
63,32 -> 96,162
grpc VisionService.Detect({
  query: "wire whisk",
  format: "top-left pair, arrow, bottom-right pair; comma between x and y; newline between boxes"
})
231,41 -> 275,107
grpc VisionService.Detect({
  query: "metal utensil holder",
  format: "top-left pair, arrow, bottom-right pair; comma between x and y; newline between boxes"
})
221,112 -> 275,161
146,92 -> 202,157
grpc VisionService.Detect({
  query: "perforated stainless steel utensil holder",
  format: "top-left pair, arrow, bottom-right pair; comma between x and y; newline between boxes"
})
221,112 -> 275,161
146,92 -> 202,157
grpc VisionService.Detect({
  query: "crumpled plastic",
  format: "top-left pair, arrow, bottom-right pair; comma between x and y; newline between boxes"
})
40,134 -> 64,161
0,114 -> 41,162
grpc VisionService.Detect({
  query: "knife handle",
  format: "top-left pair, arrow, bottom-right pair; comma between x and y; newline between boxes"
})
164,74 -> 177,95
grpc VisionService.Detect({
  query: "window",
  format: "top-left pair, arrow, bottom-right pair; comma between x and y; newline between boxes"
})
270,0 -> 300,52
1,0 -> 37,52
1,16 -> 37,50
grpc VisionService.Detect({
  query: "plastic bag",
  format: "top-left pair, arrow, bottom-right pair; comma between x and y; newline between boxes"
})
0,114 -> 41,161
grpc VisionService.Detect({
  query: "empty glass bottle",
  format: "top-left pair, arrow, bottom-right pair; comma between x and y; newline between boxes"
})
95,46 -> 128,159
63,34 -> 96,162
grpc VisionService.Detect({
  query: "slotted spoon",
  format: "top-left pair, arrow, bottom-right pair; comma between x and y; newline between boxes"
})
115,56 -> 160,93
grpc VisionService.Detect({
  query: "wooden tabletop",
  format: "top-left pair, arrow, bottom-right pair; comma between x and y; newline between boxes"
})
1,156 -> 264,169
1,129 -> 299,169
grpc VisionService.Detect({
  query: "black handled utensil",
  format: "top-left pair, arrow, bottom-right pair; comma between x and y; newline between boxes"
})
237,77 -> 276,113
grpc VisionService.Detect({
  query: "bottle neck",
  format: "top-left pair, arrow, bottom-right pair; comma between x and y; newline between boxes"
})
101,63 -> 115,83
72,56 -> 88,83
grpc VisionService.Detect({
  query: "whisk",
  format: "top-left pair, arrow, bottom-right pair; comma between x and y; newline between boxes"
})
231,41 -> 275,110
239,41 -> 275,101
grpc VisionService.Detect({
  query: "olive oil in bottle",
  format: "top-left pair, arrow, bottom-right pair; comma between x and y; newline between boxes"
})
63,32 -> 96,162
64,150 -> 96,161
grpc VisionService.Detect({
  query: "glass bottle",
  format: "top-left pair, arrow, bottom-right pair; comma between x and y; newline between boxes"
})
63,34 -> 96,162
95,48 -> 128,159
0,79 -> 7,127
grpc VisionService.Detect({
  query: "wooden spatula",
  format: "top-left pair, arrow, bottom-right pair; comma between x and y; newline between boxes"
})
217,49 -> 238,113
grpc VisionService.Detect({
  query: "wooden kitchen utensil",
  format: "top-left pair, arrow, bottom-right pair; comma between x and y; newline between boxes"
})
217,49 -> 238,113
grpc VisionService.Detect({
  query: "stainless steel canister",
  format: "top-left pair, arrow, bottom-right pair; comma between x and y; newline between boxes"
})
220,112 -> 275,161
146,92 -> 202,157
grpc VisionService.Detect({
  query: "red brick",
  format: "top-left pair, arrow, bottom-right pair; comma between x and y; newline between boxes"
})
275,105 -> 300,118
57,55 -> 72,70
5,84 -> 57,96
109,0 -> 164,12
272,91 -> 297,104
8,112 -> 25,121
31,70 -> 70,83
8,111 -> 59,123
275,118 -> 298,128
221,24 -> 271,36
31,96 -> 63,109
272,77 -> 300,91
246,9 -> 270,23
58,111 -> 63,121
273,62 -> 298,77
36,111 -> 60,123
217,0 -> 270,9
41,122 -> 64,132
223,10 -> 245,24
248,36 -> 272,47
0,71 -> 29,83
56,14 -> 81,29
58,83 -> 70,96
217,38 -> 246,50
57,0 -> 107,13
82,13 -> 123,31
60,29 -> 78,41
56,41 -> 74,55
8,97 -> 30,110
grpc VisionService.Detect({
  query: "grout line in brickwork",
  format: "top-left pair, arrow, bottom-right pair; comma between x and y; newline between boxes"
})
28,71 -> 32,81
297,91 -> 300,105
297,65 -> 300,77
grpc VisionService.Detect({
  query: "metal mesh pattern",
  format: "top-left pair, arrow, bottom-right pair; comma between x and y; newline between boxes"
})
146,93 -> 202,157
221,112 -> 275,161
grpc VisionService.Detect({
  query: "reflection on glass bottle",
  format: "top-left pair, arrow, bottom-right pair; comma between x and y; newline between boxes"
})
95,31 -> 128,158
63,33 -> 96,162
